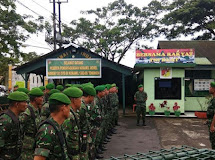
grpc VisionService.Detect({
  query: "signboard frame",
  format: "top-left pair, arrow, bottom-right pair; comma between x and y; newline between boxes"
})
46,58 -> 102,79
136,49 -> 195,64
160,67 -> 172,79
194,79 -> 214,91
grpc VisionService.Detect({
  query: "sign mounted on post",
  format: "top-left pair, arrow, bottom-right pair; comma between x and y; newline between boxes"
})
46,58 -> 101,79
136,49 -> 195,64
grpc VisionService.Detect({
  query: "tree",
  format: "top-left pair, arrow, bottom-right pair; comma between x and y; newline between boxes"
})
158,0 -> 215,40
0,0 -> 47,84
63,0 -> 161,63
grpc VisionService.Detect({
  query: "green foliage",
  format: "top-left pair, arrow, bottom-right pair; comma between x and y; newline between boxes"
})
62,0 -> 160,63
158,0 -> 215,40
0,0 -> 46,84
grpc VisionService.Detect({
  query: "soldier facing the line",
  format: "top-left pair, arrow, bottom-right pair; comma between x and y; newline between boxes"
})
134,84 -> 148,126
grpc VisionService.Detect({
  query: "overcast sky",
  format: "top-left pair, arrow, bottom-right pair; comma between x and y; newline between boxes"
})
15,0 -> 173,67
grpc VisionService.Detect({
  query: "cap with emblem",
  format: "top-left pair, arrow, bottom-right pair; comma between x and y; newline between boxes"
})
49,93 -> 71,105
106,84 -> 111,90
56,85 -> 64,91
63,87 -> 83,98
39,86 -> 45,91
8,91 -> 29,101
83,86 -> 96,96
48,89 -> 60,95
95,85 -> 106,92
17,88 -> 29,94
29,87 -> 44,97
211,82 -> 215,88
46,83 -> 55,90
138,84 -> 143,88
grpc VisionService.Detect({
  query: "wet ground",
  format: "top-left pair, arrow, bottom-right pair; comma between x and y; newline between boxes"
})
103,113 -> 211,159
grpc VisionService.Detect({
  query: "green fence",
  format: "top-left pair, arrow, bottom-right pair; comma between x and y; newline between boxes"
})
106,146 -> 215,160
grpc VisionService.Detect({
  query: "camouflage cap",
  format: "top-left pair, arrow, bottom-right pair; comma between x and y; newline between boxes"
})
8,91 -> 29,101
83,86 -> 96,96
63,87 -> 83,98
39,86 -> 45,91
95,85 -> 106,91
29,87 -> 44,97
138,84 -> 143,88
49,93 -> 71,105
56,85 -> 64,91
48,89 -> 60,95
46,83 -> 55,90
17,88 -> 29,94
211,82 -> 215,88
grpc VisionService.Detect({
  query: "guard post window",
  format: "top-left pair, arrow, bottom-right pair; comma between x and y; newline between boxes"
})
155,78 -> 181,99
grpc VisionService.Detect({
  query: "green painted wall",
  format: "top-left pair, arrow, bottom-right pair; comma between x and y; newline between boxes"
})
144,68 -> 185,113
184,97 -> 209,111
211,70 -> 215,79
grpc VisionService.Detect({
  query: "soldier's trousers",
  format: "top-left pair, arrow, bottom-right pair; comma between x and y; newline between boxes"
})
136,105 -> 146,124
209,131 -> 215,149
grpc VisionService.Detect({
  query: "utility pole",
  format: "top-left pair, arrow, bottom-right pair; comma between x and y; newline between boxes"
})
57,1 -> 62,47
49,0 -> 69,50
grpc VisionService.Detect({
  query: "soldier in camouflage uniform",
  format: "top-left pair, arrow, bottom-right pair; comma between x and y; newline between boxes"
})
94,85 -> 107,159
34,92 -> 71,160
19,88 -> 44,159
40,84 -> 55,121
207,82 -> 215,149
0,91 -> 28,160
78,86 -> 96,160
134,84 -> 148,126
63,87 -> 83,160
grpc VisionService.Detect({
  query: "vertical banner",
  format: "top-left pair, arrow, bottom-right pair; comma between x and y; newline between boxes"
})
160,67 -> 172,79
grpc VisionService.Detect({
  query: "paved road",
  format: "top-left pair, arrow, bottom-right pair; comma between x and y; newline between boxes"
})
103,116 -> 161,159
103,115 -> 211,159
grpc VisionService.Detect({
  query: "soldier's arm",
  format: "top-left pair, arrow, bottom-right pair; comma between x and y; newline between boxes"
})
34,125 -> 54,159
34,156 -> 46,160
210,114 -> 215,132
134,92 -> 137,101
0,116 -> 11,150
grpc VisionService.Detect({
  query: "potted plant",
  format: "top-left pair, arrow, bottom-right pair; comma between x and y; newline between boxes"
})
149,103 -> 156,115
160,101 -> 170,116
173,102 -> 181,117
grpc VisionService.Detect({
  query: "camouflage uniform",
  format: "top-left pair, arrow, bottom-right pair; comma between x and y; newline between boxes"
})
207,97 -> 215,149
109,93 -> 118,126
134,91 -> 147,125
94,96 -> 104,150
19,104 -> 42,159
77,101 -> 91,160
63,109 -> 81,160
34,117 -> 70,160
0,109 -> 22,160
88,100 -> 101,159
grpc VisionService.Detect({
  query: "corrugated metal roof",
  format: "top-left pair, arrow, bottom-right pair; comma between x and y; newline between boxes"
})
158,41 -> 215,64
106,146 -> 215,160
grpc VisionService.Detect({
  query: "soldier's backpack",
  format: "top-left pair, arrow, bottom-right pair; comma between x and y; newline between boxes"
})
36,119 -> 70,160
0,109 -> 19,124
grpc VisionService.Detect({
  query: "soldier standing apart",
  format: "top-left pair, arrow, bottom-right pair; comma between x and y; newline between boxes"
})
20,87 -> 44,159
207,82 -> 215,149
0,91 -> 28,160
134,84 -> 147,126
34,93 -> 71,160
63,87 -> 83,160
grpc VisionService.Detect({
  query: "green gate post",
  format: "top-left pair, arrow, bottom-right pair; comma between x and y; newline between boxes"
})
122,73 -> 125,115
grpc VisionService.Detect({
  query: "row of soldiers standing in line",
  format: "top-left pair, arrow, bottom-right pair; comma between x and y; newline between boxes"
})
0,82 -> 119,160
